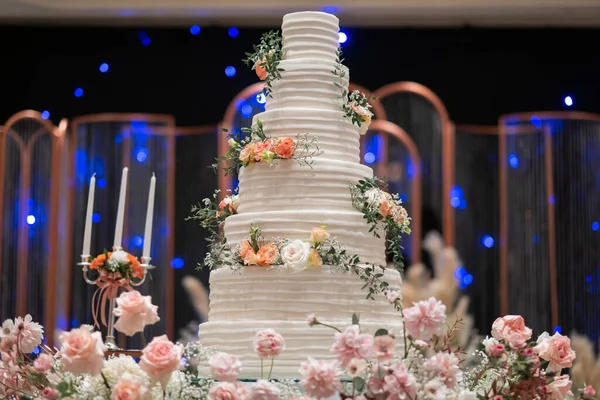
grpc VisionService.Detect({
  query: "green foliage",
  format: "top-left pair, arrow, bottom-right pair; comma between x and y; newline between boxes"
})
242,30 -> 284,97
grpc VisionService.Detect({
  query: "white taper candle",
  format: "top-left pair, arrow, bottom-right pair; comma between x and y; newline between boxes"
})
113,167 -> 128,249
82,174 -> 96,257
142,173 -> 156,260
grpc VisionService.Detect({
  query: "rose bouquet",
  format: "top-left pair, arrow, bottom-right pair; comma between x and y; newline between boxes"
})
89,249 -> 143,281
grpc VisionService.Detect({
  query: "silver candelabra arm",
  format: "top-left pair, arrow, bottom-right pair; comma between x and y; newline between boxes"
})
131,257 -> 155,287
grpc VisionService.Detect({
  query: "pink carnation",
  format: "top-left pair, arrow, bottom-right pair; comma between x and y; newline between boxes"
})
534,332 -> 576,372
139,335 -> 184,390
404,297 -> 447,341
208,382 -> 240,400
330,325 -> 373,366
299,357 -> 342,399
491,315 -> 532,348
373,334 -> 396,361
209,352 -> 243,382
113,290 -> 160,336
253,329 -> 285,359
247,380 -> 280,400
34,353 -> 54,373
59,327 -> 106,376
424,352 -> 463,388
382,362 -> 418,400
547,375 -> 573,400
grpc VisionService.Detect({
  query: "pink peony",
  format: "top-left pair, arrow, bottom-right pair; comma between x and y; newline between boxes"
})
208,382 -> 239,400
404,297 -> 447,341
347,358 -> 367,378
253,329 -> 285,359
373,334 -> 396,361
424,352 -> 463,388
547,375 -> 573,400
534,332 -> 576,372
583,385 -> 596,399
111,373 -> 148,400
42,387 -> 59,399
299,357 -> 342,399
59,327 -> 106,376
482,337 -> 505,357
113,290 -> 160,336
34,353 -> 54,372
209,352 -> 243,382
139,334 -> 184,390
383,362 -> 418,400
330,325 -> 373,366
14,314 -> 44,353
491,315 -> 532,348
247,379 -> 280,400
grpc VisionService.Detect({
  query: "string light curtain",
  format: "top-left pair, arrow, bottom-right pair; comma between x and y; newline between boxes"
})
453,125 -> 500,331
66,114 -> 176,349
499,112 -> 600,337
0,111 -> 66,345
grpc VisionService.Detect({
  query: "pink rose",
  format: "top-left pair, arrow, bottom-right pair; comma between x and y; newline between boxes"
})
34,353 -> 54,372
330,325 -> 373,366
113,290 -> 160,336
209,352 -> 243,382
59,327 -> 106,376
111,373 -> 148,400
583,385 -> 596,399
247,379 -> 280,400
404,297 -> 447,341
208,382 -> 239,400
534,332 -> 576,372
139,335 -> 184,390
299,357 -> 342,399
42,387 -> 59,400
253,329 -> 285,359
547,375 -> 573,400
491,315 -> 532,348
373,334 -> 396,361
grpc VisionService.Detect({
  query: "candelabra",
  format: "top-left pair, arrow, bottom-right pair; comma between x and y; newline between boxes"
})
77,249 -> 155,350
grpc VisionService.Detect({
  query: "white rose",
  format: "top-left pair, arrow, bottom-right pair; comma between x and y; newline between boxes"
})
230,195 -> 240,210
281,240 -> 311,272
110,250 -> 130,264
365,188 -> 384,206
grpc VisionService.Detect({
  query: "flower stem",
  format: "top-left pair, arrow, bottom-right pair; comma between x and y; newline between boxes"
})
101,372 -> 111,390
315,321 -> 342,333
260,357 -> 264,379
141,331 -> 147,348
267,357 -> 275,380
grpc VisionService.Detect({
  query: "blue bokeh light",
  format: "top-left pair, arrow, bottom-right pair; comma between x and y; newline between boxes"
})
548,195 -> 555,204
99,63 -> 109,73
482,235 -> 494,248
530,115 -> 542,129
171,257 -> 184,269
135,147 -> 148,163
455,266 -> 473,289
587,275 -> 593,283
450,197 -> 460,208
241,104 -> 253,117
321,5 -> 340,13
364,152 -> 375,164
338,32 -> 347,43
532,235 -> 540,244
593,221 -> 599,231
74,88 -> 84,98
463,274 -> 473,285
26,215 -> 36,225
564,96 -> 573,107
32,346 -> 40,355
132,236 -> 143,248
190,25 -> 201,35
138,31 -> 151,46
92,213 -> 101,223
554,325 -> 562,334
509,153 -> 519,168
228,27 -> 239,38
97,178 -> 106,188
225,66 -> 236,77
41,110 -> 50,120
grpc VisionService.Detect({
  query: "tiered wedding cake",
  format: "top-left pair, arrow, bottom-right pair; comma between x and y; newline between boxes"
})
198,11 -> 405,378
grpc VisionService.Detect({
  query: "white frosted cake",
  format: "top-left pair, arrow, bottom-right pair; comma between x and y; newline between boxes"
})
198,11 -> 404,378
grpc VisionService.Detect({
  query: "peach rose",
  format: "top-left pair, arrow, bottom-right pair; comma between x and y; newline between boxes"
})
239,144 -> 255,164
547,375 -> 573,400
255,58 -> 267,81
307,249 -> 322,267
242,250 -> 258,265
491,315 -> 532,348
139,335 -> 184,390
379,200 -> 393,218
256,244 -> 277,266
534,332 -> 576,372
58,327 -> 106,376
309,227 -> 330,246
113,290 -> 160,336
239,240 -> 253,259
273,137 -> 295,159
111,373 -> 148,400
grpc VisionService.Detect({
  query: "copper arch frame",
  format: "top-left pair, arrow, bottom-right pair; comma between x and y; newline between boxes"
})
374,82 -> 455,247
369,120 -> 422,264
497,111 -> 600,329
66,113 -> 176,343
0,110 -> 66,344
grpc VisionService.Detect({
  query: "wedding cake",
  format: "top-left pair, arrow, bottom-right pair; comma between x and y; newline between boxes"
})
198,11 -> 406,378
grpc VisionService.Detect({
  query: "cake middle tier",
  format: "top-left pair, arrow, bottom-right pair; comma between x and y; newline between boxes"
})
251,108 -> 361,163
224,209 -> 386,266
237,159 -> 372,214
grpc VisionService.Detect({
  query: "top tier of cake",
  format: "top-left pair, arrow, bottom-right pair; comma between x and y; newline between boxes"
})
282,11 -> 340,62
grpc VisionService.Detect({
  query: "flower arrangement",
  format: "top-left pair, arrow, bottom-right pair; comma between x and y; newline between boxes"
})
89,249 -> 144,281
350,177 -> 411,269
213,119 -> 322,176
242,30 -> 284,96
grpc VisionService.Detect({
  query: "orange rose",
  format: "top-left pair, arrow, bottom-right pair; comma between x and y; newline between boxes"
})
273,137 -> 295,159
90,254 -> 106,270
255,58 -> 267,81
256,244 -> 277,266
239,240 -> 253,259
242,250 -> 258,265
127,254 -> 144,279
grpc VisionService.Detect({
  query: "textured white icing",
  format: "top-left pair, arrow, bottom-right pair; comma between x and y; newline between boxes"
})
198,266 -> 403,378
282,11 -> 340,62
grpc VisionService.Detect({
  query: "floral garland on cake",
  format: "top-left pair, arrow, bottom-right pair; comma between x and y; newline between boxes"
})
243,30 -> 284,96
349,177 -> 411,269
212,119 -> 322,176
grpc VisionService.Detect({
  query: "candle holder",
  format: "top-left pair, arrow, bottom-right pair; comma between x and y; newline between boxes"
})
77,249 -> 155,350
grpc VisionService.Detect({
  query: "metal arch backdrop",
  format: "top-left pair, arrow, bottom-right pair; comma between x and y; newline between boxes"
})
499,111 -> 600,336
373,82 -> 454,247
66,113 -> 176,347
453,124 -> 501,330
0,110 -> 66,346
365,120 -> 422,265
